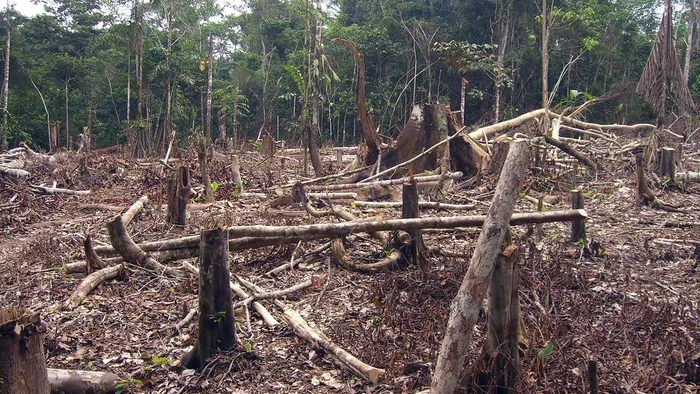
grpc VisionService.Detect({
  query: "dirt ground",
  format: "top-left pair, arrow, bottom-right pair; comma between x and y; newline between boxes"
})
1,135 -> 700,393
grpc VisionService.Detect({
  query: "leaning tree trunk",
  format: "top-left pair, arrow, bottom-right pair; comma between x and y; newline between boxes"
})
1,0 -> 9,151
308,0 -> 325,177
0,308 -> 49,394
431,139 -> 530,394
181,228 -> 237,369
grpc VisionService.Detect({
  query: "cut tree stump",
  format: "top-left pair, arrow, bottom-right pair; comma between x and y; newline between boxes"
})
231,154 -> 243,193
481,232 -> 523,393
402,180 -> 428,268
0,308 -> 49,394
431,139 -> 530,394
182,228 -> 237,369
167,166 -> 191,225
571,189 -> 586,243
47,368 -> 119,394
660,147 -> 675,184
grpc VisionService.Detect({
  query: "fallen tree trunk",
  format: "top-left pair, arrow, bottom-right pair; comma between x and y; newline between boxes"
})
47,369 -> 119,394
62,264 -> 124,311
543,136 -> 597,170
106,215 -> 186,278
431,139 -> 530,394
307,172 -> 463,191
30,184 -> 90,195
677,171 -> 700,183
238,277 -> 385,383
226,209 -> 587,239
351,200 -> 476,211
0,166 -> 30,177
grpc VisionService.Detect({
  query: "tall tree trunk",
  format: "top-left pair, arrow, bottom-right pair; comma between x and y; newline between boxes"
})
494,1 -> 511,123
233,82 -> 239,150
309,0 -> 324,176
206,34 -> 213,145
161,0 -> 174,156
1,0 -> 9,150
65,81 -> 69,149
683,0 -> 696,89
540,0 -> 551,135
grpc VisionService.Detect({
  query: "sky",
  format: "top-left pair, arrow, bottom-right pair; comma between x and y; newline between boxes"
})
12,1 -> 45,17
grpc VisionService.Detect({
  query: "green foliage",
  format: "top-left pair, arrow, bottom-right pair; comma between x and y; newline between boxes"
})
537,341 -> 554,361
115,379 -> 143,394
151,356 -> 169,366
210,181 -> 219,192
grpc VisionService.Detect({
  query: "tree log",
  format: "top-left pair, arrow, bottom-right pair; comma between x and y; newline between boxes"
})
238,277 -> 385,383
351,200 -> 476,210
431,139 -> 530,394
543,136 -> 597,170
122,194 -> 148,227
306,172 -> 463,191
47,368 -> 119,394
62,264 -> 124,311
30,184 -> 90,195
0,166 -> 29,177
677,171 -> 700,183
226,209 -> 586,239
182,228 -> 237,369
106,215 -> 186,277
0,308 -> 49,394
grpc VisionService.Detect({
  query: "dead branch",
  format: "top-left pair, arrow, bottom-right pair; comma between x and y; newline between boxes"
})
122,194 -> 148,227
238,276 -> 385,383
84,235 -> 106,274
351,200 -> 476,211
173,308 -> 197,336
542,136 -> 597,169
0,166 -> 29,177
106,215 -> 186,278
61,264 -> 124,311
233,279 -> 314,309
306,172 -> 463,191
30,184 -> 90,195
330,238 -> 404,272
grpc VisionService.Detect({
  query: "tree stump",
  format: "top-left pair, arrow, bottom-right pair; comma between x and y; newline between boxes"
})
0,308 -> 49,394
231,155 -> 243,194
167,166 -> 191,225
182,228 -> 237,369
402,181 -> 427,268
660,147 -> 675,184
481,232 -> 522,393
570,189 -> 586,243
261,132 -> 276,157
489,136 -> 511,175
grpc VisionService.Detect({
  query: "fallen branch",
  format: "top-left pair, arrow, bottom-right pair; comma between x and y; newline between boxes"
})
265,242 -> 331,276
106,215 -> 186,278
233,279 -> 314,309
542,136 -> 597,169
677,172 -> 700,183
330,238 -> 404,272
351,200 -> 476,211
307,172 -> 463,191
0,166 -> 30,177
122,194 -> 148,227
61,264 -> 124,311
48,368 -> 119,394
30,184 -> 90,195
173,308 -> 198,335
238,277 -> 385,383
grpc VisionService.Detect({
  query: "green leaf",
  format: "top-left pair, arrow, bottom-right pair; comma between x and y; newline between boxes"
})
537,341 -> 553,361
152,356 -> 168,365
211,181 -> 219,192
245,342 -> 252,352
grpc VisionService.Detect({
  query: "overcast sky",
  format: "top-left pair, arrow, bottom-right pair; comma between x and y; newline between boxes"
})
12,1 -> 45,17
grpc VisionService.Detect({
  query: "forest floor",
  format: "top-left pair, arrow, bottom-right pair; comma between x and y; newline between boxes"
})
1,134 -> 700,393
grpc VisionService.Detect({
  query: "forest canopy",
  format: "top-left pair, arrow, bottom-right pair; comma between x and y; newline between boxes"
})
0,0 -> 687,152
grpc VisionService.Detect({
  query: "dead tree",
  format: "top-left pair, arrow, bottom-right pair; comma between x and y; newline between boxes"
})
49,121 -> 60,152
402,180 -> 428,268
431,139 -> 530,394
197,135 -> 215,203
182,228 -> 237,369
0,308 -> 49,394
167,166 -> 192,225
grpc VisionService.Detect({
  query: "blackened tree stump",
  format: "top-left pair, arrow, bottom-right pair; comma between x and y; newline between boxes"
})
401,181 -> 428,268
182,228 -> 237,369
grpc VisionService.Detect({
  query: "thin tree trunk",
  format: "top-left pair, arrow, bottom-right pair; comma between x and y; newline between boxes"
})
431,140 -> 530,394
540,0 -> 551,135
65,82 -> 69,149
683,0 -> 696,87
494,1 -> 511,123
1,0 -> 9,150
206,34 -> 214,147
308,0 -> 324,176
161,0 -> 173,156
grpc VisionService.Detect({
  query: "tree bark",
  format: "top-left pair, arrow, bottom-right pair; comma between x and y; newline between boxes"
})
62,264 -> 124,311
197,136 -> 215,203
182,228 -> 237,369
122,194 -> 148,227
1,0 -> 9,151
47,369 -> 118,394
402,181 -> 427,268
0,308 -> 49,394
167,166 -> 191,225
431,139 -> 530,394
106,215 -> 185,277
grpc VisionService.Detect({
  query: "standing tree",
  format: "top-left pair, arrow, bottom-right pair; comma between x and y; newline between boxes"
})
1,0 -> 9,150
